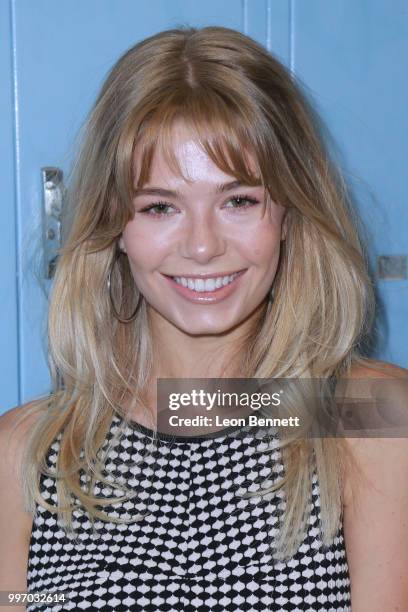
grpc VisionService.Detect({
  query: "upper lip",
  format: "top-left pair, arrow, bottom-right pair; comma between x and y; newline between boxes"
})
163,269 -> 246,279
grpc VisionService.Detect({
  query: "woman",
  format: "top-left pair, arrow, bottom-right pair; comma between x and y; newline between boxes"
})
1,25 -> 408,611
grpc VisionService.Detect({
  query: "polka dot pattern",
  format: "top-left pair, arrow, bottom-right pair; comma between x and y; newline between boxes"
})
27,414 -> 351,610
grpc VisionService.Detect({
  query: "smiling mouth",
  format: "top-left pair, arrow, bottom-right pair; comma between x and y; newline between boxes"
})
163,269 -> 247,280
162,269 -> 247,295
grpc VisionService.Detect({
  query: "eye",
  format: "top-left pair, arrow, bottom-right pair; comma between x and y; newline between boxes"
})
139,201 -> 174,217
138,194 -> 261,218
224,194 -> 260,211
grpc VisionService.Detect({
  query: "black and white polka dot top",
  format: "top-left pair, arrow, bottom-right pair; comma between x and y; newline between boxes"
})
27,413 -> 351,611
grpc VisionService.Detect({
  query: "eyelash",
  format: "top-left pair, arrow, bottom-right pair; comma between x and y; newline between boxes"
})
139,194 -> 261,217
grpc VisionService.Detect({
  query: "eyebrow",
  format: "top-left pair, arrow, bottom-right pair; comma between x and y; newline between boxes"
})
133,180 -> 262,198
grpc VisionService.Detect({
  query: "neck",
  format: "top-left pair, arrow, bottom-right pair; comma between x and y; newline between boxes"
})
147,299 -> 267,380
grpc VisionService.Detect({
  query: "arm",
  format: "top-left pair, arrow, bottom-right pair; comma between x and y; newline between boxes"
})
343,363 -> 408,611
0,405 -> 39,611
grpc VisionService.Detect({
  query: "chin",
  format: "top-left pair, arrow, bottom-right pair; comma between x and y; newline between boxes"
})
175,319 -> 238,337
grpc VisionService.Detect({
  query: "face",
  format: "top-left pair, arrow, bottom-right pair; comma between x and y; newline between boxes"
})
119,122 -> 287,336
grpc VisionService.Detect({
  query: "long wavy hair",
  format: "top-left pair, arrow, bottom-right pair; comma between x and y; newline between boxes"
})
16,25 -> 379,560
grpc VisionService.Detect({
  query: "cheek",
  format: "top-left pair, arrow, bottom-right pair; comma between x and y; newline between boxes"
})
243,222 -> 282,263
122,224 -> 164,269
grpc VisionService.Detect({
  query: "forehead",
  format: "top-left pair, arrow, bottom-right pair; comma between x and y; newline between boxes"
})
132,119 -> 261,187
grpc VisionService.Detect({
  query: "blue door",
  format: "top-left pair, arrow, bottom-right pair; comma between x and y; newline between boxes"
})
1,0 -> 407,413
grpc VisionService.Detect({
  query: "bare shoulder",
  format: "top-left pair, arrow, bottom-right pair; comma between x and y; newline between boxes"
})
0,399 -> 46,519
340,358 -> 408,479
345,356 -> 408,380
0,400 -> 46,597
0,400 -> 46,490
0,400 -> 45,460
340,358 -> 408,439
340,360 -> 408,609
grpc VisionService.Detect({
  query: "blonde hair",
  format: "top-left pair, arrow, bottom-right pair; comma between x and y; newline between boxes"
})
17,25 -> 377,560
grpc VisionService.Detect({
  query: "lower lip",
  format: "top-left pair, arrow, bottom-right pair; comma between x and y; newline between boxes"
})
163,270 -> 247,303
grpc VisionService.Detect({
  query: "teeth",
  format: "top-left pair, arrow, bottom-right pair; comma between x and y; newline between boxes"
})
173,272 -> 240,292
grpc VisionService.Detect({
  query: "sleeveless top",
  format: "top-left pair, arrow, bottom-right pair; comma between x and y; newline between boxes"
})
26,413 -> 351,611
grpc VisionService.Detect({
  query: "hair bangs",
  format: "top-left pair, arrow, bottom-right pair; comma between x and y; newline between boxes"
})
132,89 -> 265,192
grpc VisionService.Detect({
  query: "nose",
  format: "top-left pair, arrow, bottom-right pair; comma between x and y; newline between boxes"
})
179,209 -> 226,263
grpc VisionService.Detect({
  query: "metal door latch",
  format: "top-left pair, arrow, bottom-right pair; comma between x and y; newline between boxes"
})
41,167 -> 66,278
